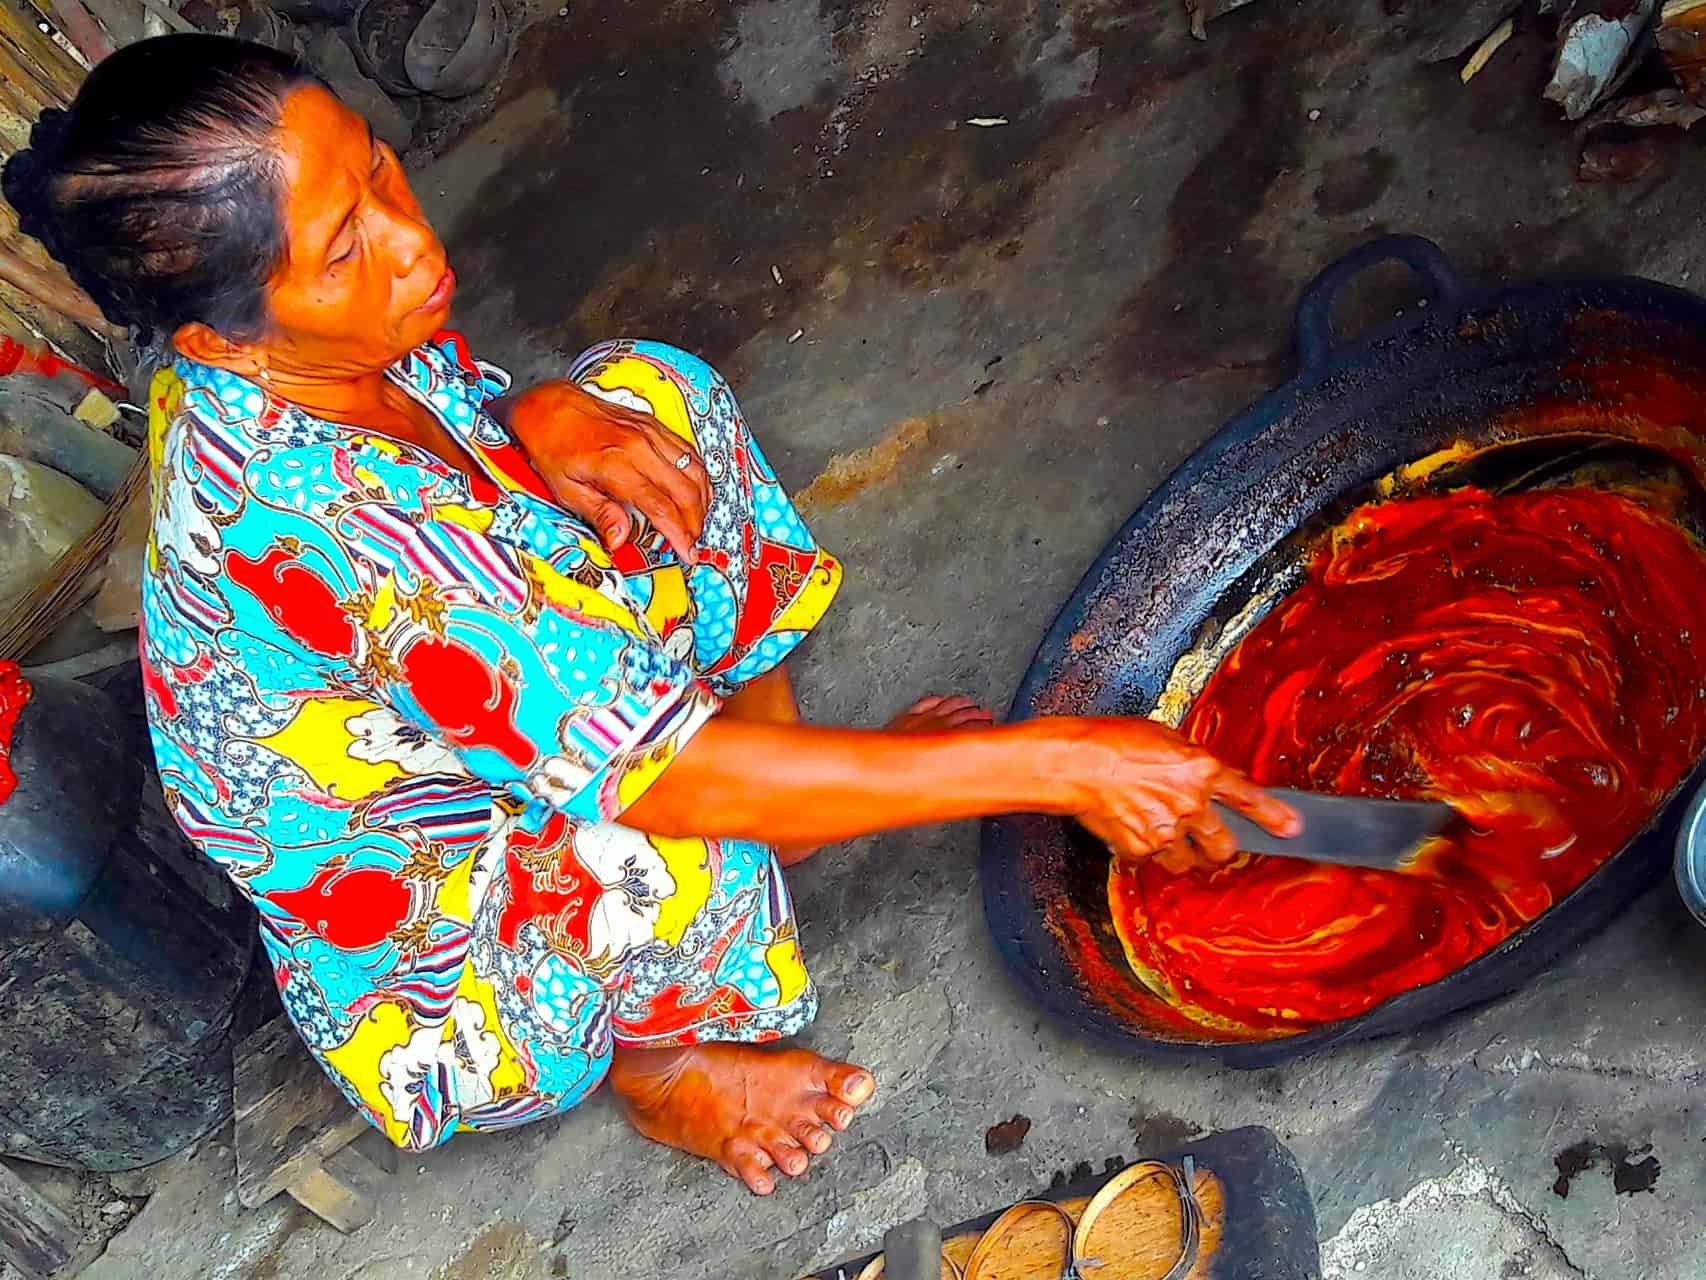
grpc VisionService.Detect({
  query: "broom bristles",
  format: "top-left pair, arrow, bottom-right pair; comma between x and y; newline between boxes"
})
0,453 -> 148,662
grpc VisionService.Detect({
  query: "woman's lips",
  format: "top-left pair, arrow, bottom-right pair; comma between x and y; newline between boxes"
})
416,266 -> 456,313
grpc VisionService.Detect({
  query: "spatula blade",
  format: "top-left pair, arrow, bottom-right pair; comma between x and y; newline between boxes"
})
1212,788 -> 1455,871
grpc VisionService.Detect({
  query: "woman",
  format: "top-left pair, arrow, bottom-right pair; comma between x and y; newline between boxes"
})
4,35 -> 1294,1194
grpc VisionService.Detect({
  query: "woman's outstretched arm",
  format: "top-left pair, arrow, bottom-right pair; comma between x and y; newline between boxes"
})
622,713 -> 1297,865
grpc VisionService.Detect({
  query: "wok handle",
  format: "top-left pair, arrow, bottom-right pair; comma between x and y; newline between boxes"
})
1293,234 -> 1467,374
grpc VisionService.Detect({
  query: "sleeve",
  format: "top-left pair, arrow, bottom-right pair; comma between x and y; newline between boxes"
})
348,507 -> 720,825
567,339 -> 843,696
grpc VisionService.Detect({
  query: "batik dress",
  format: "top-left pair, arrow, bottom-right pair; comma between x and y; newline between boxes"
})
140,334 -> 841,1150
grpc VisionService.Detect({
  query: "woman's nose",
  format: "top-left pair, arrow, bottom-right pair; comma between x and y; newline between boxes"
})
380,204 -> 437,276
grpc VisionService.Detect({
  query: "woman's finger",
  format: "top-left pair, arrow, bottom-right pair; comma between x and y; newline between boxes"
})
550,477 -> 633,550
636,413 -> 712,510
942,706 -> 996,729
634,420 -> 711,530
931,695 -> 980,715
1212,770 -> 1301,838
1182,809 -> 1238,864
1152,842 -> 1200,875
616,465 -> 703,565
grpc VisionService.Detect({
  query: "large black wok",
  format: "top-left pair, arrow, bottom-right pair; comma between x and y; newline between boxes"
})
982,235 -> 1706,1066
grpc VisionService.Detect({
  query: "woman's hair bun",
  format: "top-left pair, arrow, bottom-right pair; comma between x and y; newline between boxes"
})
1,108 -> 70,236
1,37 -> 315,341
27,106 -> 71,155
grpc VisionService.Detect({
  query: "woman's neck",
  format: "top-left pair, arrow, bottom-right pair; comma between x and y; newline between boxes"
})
262,360 -> 479,475
265,365 -> 399,430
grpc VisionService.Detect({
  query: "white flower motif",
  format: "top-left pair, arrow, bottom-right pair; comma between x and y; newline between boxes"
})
376,999 -> 504,1130
155,467 -> 222,578
572,824 -> 676,968
377,1022 -> 452,1133
345,707 -> 467,777
582,384 -> 655,417
447,997 -> 503,1109
662,625 -> 696,663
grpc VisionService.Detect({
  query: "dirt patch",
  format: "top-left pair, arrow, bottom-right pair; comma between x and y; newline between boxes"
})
1314,147 -> 1398,218
1128,1108 -> 1204,1154
796,415 -> 935,509
984,1114 -> 1033,1155
1110,35 -> 1309,381
434,1222 -> 550,1280
443,0 -> 1176,366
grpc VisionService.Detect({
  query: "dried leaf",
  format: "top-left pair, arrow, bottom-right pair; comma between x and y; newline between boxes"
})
1415,0 -> 1521,62
1583,85 -> 1706,128
1578,134 -> 1668,179
984,1114 -> 1033,1155
1658,0 -> 1706,104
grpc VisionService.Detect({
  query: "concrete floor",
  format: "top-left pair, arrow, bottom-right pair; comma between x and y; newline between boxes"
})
74,2 -> 1706,1277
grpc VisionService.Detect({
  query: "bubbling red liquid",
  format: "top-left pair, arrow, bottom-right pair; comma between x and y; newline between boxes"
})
1110,486 -> 1706,1036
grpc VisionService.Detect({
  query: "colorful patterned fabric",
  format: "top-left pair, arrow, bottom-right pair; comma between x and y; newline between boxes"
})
140,335 -> 841,1149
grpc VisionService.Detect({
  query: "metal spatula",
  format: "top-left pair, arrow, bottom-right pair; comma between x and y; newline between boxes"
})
1213,788 -> 1456,872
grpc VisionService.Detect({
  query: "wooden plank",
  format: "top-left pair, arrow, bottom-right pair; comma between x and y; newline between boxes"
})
0,1159 -> 82,1280
285,1147 -> 385,1234
233,1018 -> 372,1210
0,0 -> 85,108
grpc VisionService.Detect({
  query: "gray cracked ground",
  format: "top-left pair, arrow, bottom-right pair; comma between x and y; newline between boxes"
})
72,2 -> 1706,1277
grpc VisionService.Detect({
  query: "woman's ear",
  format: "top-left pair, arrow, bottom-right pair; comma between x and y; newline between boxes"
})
171,321 -> 267,376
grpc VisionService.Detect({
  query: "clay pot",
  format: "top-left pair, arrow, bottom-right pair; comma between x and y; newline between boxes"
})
404,0 -> 509,97
350,0 -> 430,96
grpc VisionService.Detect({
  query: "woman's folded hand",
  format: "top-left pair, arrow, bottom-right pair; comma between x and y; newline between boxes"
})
500,379 -> 713,562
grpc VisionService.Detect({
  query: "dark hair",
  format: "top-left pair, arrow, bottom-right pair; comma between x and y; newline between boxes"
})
2,34 -> 316,341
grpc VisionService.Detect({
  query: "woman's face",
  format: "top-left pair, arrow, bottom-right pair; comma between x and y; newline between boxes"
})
250,83 -> 454,374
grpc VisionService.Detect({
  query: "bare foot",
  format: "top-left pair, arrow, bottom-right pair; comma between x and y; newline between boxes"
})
887,694 -> 996,733
610,1043 -> 876,1195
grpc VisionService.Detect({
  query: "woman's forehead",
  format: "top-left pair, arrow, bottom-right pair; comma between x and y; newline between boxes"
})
274,85 -> 368,255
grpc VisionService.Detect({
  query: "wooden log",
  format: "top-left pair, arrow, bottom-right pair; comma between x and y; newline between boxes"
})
0,243 -> 123,338
0,1159 -> 86,1280
284,1147 -> 386,1234
232,1017 -> 372,1211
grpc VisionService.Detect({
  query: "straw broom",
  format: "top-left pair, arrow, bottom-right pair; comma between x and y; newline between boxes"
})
0,450 -> 146,662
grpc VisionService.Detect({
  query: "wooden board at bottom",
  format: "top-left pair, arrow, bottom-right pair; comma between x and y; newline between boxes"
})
809,1125 -> 1318,1280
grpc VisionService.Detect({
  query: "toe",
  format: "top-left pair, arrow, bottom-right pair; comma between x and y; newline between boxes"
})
821,1061 -> 876,1108
791,1120 -> 833,1154
724,1140 -> 776,1196
756,1126 -> 811,1177
814,1093 -> 856,1131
